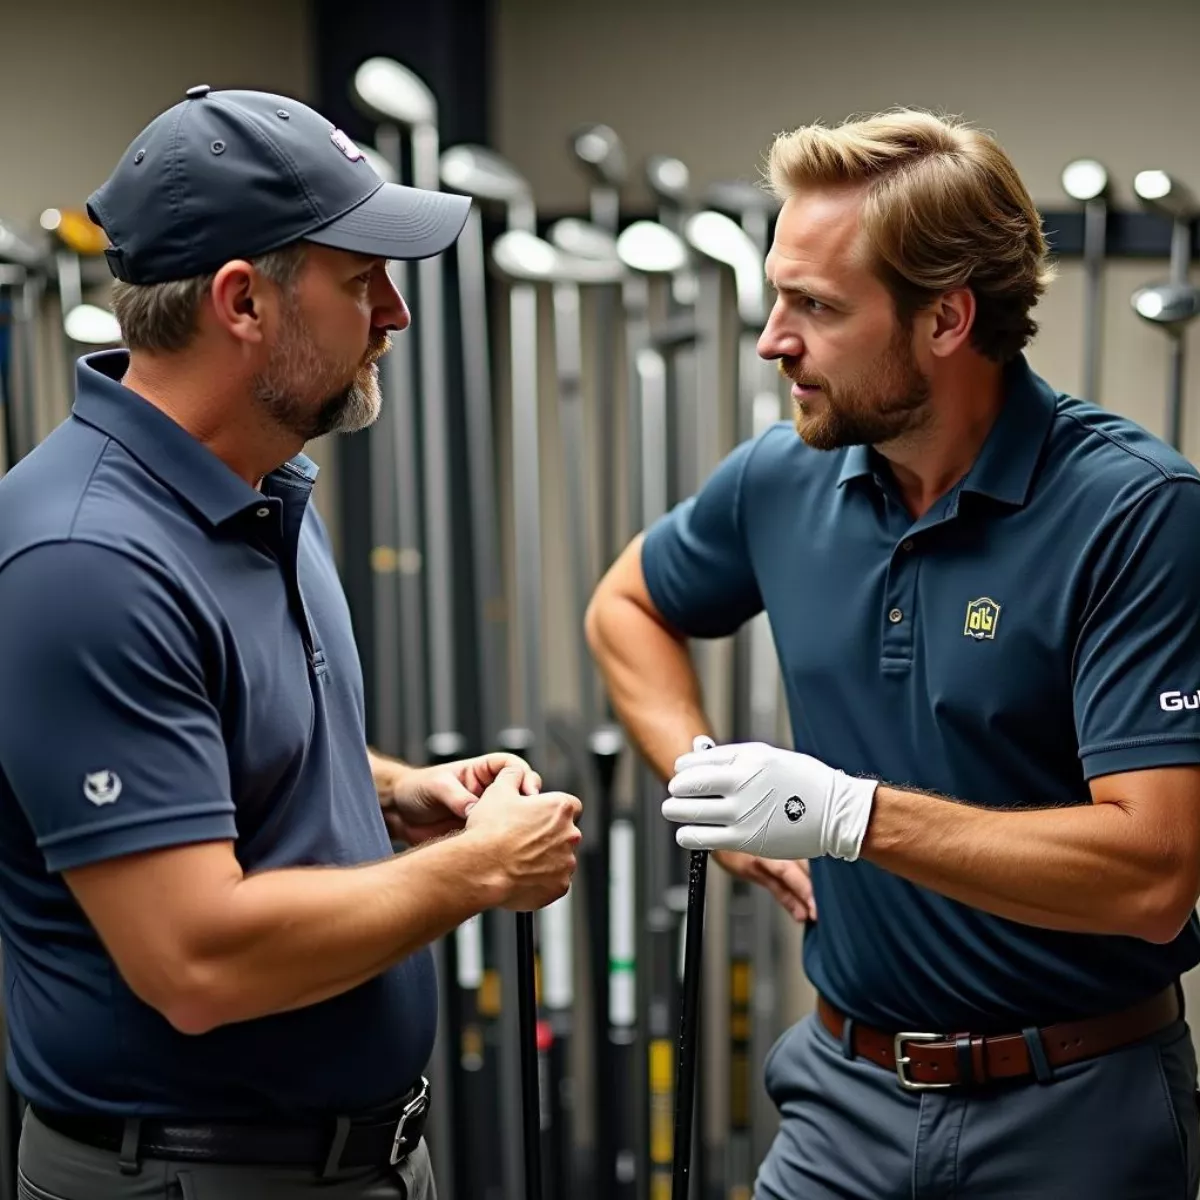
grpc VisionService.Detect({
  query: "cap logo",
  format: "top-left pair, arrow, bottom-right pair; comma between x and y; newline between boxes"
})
330,129 -> 364,162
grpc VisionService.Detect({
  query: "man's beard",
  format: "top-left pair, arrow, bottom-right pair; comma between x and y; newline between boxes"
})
252,302 -> 392,442
782,324 -> 932,451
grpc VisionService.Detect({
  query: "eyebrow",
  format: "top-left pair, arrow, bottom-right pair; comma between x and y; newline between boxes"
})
766,274 -> 850,308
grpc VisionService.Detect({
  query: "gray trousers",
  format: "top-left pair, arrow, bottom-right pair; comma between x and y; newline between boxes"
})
756,1011 -> 1200,1199
17,1107 -> 436,1200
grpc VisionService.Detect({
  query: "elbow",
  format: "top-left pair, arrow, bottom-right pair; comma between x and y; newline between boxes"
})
134,960 -> 236,1037
1126,869 -> 1200,945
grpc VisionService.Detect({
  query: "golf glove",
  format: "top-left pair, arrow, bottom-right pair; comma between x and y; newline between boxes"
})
663,741 -> 877,861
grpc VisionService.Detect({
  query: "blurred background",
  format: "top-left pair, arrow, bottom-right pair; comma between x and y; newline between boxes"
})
2,1 -> 1199,1198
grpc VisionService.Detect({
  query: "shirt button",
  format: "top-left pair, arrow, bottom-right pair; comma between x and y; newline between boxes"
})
901,539 -> 914,552
888,608 -> 904,624
256,507 -> 270,518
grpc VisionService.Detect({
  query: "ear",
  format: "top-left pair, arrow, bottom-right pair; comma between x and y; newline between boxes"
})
208,260 -> 273,346
924,287 -> 976,359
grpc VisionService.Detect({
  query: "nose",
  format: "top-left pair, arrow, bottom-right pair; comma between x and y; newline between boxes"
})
757,298 -> 803,362
372,266 -> 411,332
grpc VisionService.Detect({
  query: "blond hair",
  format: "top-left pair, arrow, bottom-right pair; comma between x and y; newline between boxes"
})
767,109 -> 1055,361
110,243 -> 308,354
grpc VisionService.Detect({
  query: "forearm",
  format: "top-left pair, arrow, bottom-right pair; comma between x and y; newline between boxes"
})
179,833 -> 500,1032
863,787 -> 1189,941
587,593 -> 709,780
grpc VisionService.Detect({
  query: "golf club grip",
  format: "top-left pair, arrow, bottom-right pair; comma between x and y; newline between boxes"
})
516,911 -> 542,1200
672,848 -> 709,1200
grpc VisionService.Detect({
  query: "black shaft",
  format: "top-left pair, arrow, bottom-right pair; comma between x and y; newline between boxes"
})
672,849 -> 709,1200
516,910 -> 543,1200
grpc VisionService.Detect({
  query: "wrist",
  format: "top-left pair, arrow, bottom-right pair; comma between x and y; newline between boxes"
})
457,826 -> 512,907
824,771 -> 879,861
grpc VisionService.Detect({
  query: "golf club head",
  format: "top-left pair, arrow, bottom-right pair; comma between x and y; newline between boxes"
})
684,209 -> 765,321
357,143 -> 398,185
1133,170 -> 1197,220
645,154 -> 691,206
492,229 -> 625,286
548,218 -> 619,263
0,219 -> 42,269
706,179 -> 779,220
1061,159 -> 1109,203
570,124 -> 626,186
352,56 -> 437,128
440,145 -> 531,206
616,220 -> 689,275
1131,282 -> 1200,328
64,303 -> 122,346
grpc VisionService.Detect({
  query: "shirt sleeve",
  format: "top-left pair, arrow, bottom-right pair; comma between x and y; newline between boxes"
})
1075,478 -> 1200,778
641,436 -> 763,638
0,542 -> 238,872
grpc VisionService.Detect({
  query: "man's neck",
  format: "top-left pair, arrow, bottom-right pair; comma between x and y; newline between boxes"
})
120,351 -> 299,486
877,359 -> 1007,519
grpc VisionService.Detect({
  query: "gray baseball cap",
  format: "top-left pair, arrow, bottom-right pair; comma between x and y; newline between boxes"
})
88,85 -> 470,285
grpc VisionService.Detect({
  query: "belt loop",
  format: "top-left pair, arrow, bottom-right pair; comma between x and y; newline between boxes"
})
954,1035 -> 975,1085
118,1118 -> 142,1176
840,1015 -> 856,1061
1022,1027 -> 1055,1084
320,1115 -> 351,1179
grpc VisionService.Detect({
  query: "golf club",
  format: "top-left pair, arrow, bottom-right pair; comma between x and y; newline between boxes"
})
672,734 -> 716,1200
1061,159 -> 1109,402
1133,169 -> 1197,450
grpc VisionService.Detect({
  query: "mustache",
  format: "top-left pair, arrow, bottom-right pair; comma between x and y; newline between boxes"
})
364,333 -> 392,366
778,358 -> 823,389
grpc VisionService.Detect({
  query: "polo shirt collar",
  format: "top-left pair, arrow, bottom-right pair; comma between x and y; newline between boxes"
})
72,350 -> 318,526
833,354 -> 1055,508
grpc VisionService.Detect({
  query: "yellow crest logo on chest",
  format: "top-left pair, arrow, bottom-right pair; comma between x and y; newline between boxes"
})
964,597 -> 1001,640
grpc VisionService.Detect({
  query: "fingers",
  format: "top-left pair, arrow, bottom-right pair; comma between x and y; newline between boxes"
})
473,753 -> 543,795
668,765 -> 745,799
675,824 -> 745,853
661,796 -> 742,826
672,745 -> 737,775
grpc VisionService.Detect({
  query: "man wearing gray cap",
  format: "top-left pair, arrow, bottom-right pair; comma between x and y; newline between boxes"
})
0,86 -> 582,1199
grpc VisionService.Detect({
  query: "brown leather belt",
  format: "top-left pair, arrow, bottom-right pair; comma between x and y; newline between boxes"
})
817,986 -> 1180,1091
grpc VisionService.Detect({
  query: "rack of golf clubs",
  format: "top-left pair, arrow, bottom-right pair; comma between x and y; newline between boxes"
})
0,207 -> 124,478
349,56 -> 794,1200
1060,159 -> 1200,448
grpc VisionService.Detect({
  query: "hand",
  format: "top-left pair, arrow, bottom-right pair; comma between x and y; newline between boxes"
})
379,752 -> 542,845
663,741 -> 877,861
464,766 -> 583,911
714,850 -> 817,923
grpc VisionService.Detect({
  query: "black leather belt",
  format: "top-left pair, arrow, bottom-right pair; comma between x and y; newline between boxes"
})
32,1077 -> 430,1173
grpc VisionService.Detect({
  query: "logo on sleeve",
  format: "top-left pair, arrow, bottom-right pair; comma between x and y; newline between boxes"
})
964,597 -> 1001,641
83,770 -> 122,806
1160,690 -> 1200,712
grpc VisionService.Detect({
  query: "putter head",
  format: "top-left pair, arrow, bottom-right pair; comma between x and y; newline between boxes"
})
352,56 -> 437,128
1133,170 -> 1196,220
570,123 -> 626,186
64,303 -> 123,346
1061,159 -> 1108,203
1131,282 -> 1200,328
616,220 -> 688,275
440,145 -> 531,206
706,178 -> 779,219
492,229 -> 625,286
684,209 -> 765,322
645,154 -> 691,206
548,218 -> 619,263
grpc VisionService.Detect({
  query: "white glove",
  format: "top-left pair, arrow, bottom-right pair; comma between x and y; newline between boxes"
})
663,741 -> 877,862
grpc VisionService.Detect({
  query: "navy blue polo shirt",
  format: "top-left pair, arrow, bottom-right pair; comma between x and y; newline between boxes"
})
644,356 -> 1200,1032
0,351 -> 435,1117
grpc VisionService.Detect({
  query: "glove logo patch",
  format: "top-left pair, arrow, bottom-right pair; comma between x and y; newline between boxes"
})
784,795 -> 806,822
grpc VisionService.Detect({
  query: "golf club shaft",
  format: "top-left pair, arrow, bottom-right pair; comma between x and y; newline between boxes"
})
1081,198 -> 1106,403
672,848 -> 709,1200
516,910 -> 543,1200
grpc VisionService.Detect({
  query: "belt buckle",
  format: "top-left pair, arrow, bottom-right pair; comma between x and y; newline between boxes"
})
893,1032 -> 954,1092
389,1077 -> 430,1166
